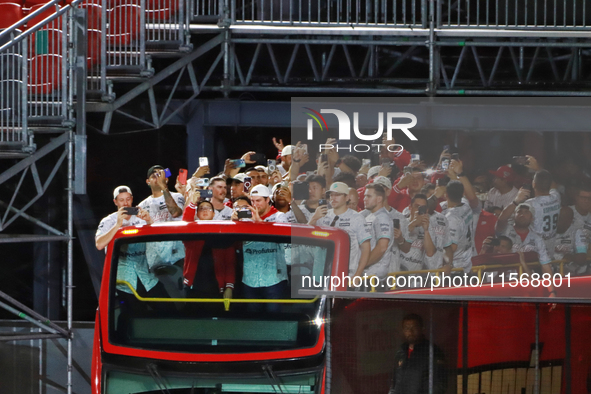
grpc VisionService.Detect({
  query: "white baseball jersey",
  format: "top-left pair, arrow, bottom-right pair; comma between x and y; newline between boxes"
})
213,205 -> 233,220
498,224 -> 551,265
425,212 -> 452,270
525,189 -> 561,241
96,212 -> 146,239
317,208 -> 372,275
360,207 -> 394,280
571,205 -> 591,232
445,203 -> 474,272
484,187 -> 519,211
386,207 -> 410,273
138,192 -> 185,223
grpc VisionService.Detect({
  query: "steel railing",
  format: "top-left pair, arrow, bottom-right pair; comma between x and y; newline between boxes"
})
437,0 -> 589,29
0,0 -> 80,154
229,0 -> 428,26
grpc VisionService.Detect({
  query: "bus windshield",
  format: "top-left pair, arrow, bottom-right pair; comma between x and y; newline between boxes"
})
108,233 -> 333,354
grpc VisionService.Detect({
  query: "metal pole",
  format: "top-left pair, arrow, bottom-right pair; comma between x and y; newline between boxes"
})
565,305 -> 571,394
429,304 -> 434,394
67,129 -> 74,394
534,303 -> 540,394
428,0 -> 435,94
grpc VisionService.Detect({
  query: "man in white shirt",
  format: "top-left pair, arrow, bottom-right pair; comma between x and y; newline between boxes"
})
250,184 -> 287,222
96,185 -> 152,251
139,165 -> 184,223
485,165 -> 519,211
309,182 -> 371,279
209,176 -> 233,220
444,181 -> 475,273
358,184 -> 401,283
496,201 -> 556,297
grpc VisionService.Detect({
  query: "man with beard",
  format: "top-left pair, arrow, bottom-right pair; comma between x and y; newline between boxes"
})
388,314 -> 446,394
208,177 -> 233,220
309,182 -> 371,279
139,165 -> 184,222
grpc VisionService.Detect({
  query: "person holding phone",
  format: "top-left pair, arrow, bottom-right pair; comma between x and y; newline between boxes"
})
95,185 -> 152,251
139,165 -> 185,223
399,194 -> 438,276
485,165 -> 519,211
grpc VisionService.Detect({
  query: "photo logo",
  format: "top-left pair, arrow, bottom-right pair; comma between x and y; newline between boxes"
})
305,109 -> 418,142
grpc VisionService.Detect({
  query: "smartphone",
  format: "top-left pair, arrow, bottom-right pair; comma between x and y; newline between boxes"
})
320,153 -> 328,163
436,176 -> 450,187
196,178 -> 209,187
393,218 -> 400,229
178,168 -> 188,185
441,158 -> 450,171
123,207 -> 139,215
231,159 -> 246,168
513,156 -> 529,166
418,205 -> 427,215
267,159 -> 277,172
250,153 -> 266,164
243,176 -> 252,193
164,168 -> 172,178
362,158 -> 371,167
318,199 -> 328,206
411,154 -> 420,163
490,238 -> 500,247
199,157 -> 209,167
403,166 -> 413,176
200,189 -> 213,198
300,144 -> 308,154
293,181 -> 309,200
451,153 -> 459,161
237,208 -> 252,219
522,184 -> 533,192
443,145 -> 450,152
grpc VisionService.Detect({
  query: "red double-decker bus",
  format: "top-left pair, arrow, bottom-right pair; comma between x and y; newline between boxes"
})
91,221 -> 350,394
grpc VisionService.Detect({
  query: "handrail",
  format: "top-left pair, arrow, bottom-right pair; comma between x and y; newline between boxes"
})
0,0 -> 84,53
374,259 -> 572,292
117,280 -> 318,311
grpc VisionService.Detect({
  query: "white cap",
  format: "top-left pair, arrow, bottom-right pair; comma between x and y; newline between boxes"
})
229,173 -> 247,183
328,182 -> 350,195
373,176 -> 392,191
255,165 -> 269,174
368,166 -> 381,179
113,185 -> 132,199
516,202 -> 536,216
250,184 -> 271,198
281,145 -> 295,156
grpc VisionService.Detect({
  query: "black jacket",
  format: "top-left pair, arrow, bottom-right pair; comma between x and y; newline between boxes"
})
388,340 -> 447,394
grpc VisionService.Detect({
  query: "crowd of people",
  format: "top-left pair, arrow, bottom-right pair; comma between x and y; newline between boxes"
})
95,134 -> 591,296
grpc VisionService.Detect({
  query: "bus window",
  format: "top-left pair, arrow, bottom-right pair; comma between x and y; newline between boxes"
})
109,233 -> 333,354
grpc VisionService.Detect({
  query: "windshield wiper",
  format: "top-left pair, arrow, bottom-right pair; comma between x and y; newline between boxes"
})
262,364 -> 285,394
146,363 -> 172,394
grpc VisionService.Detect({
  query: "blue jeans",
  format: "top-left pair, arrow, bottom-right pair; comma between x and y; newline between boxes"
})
242,280 -> 289,313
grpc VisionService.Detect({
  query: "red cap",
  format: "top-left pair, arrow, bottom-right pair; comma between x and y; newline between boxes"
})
489,165 -> 514,182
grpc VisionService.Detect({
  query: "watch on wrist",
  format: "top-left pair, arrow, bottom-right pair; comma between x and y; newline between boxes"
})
293,159 -> 301,163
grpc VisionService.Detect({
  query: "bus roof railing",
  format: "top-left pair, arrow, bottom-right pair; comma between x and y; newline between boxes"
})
117,280 -> 318,311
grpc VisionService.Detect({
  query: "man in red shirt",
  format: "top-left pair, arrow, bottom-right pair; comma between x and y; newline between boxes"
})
389,167 -> 427,212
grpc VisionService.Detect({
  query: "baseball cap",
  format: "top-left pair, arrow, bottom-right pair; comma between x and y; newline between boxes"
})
255,165 -> 269,174
489,165 -> 515,182
250,184 -> 271,198
113,185 -> 132,199
373,176 -> 392,191
146,165 -> 164,179
368,166 -> 381,179
228,173 -> 247,183
328,182 -> 350,195
281,145 -> 295,156
516,202 -> 535,216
